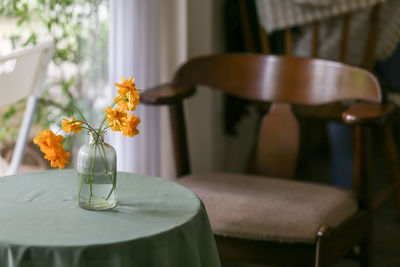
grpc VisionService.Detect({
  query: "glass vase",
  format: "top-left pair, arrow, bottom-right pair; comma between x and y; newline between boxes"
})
77,132 -> 117,210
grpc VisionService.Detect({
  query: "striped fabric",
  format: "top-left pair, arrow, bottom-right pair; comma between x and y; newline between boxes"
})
256,0 -> 400,61
256,0 -> 385,32
293,0 -> 336,5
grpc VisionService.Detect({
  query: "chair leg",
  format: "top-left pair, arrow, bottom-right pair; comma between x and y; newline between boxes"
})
359,234 -> 373,267
315,226 -> 332,267
382,123 -> 400,218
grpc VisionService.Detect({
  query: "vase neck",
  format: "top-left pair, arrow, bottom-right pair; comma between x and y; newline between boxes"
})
88,131 -> 105,144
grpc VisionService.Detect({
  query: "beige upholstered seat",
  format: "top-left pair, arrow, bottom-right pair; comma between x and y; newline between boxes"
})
178,173 -> 358,244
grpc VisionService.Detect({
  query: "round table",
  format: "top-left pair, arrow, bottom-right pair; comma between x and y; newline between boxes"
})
0,170 -> 220,267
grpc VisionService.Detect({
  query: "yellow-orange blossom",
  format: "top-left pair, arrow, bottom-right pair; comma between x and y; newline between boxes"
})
121,114 -> 141,137
61,116 -> 83,134
33,130 -> 70,169
114,76 -> 140,112
105,76 -> 141,137
105,107 -> 127,131
34,76 -> 141,169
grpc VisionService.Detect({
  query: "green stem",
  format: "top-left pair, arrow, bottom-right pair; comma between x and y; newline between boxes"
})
63,133 -> 73,146
74,106 -> 89,125
79,121 -> 98,137
99,143 -> 115,200
98,115 -> 108,135
88,144 -> 97,206
58,118 -> 94,139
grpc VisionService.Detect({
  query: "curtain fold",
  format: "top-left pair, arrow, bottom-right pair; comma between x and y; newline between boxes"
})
109,0 -> 161,176
109,0 -> 187,177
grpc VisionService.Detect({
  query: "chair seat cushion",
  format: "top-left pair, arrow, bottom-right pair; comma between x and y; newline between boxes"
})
177,173 -> 358,244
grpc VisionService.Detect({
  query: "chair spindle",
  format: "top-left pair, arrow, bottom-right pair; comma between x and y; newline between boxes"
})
311,22 -> 319,58
362,4 -> 381,71
339,13 -> 351,63
238,0 -> 256,52
259,27 -> 270,54
285,28 -> 293,55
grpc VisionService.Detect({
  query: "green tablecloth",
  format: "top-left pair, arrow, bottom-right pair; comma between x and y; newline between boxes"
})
0,170 -> 220,267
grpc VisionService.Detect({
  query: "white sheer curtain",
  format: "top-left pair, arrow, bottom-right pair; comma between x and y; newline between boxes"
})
109,0 -> 187,177
109,0 -> 160,176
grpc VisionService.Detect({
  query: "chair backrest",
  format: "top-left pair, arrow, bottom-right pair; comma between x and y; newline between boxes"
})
174,54 -> 381,105
172,54 -> 381,177
0,42 -> 53,108
233,2 -> 382,177
0,42 -> 54,175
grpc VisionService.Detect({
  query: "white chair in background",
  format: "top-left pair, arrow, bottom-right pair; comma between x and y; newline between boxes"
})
0,42 -> 54,175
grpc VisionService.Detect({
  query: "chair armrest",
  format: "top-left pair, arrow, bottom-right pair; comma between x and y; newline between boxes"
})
342,102 -> 397,125
140,83 -> 195,105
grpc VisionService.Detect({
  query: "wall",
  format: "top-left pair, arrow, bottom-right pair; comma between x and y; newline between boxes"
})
185,0 -> 225,174
159,0 -> 188,179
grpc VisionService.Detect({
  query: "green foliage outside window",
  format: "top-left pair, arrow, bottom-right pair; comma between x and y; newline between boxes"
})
0,0 -> 109,145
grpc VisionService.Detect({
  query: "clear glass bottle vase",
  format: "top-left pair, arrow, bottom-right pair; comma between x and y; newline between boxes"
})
77,131 -> 117,210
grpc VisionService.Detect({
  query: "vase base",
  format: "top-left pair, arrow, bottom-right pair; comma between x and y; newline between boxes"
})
79,200 -> 117,211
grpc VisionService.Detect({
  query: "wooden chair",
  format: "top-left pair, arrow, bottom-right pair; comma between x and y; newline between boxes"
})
141,54 -> 396,266
239,0 -> 400,215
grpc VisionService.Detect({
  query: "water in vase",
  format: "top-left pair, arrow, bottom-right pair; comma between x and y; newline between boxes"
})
77,137 -> 117,211
78,170 -> 116,210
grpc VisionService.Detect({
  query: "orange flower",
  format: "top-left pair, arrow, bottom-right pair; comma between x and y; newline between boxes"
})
105,106 -> 127,131
44,146 -> 71,169
33,129 -> 70,169
126,90 -> 140,110
115,76 -> 140,111
61,116 -> 83,134
121,114 -> 140,137
33,130 -> 63,152
113,96 -> 132,112
115,76 -> 136,96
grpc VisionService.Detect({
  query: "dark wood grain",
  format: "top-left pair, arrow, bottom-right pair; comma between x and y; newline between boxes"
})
362,4 -> 381,71
226,2 -> 389,266
353,125 -> 372,210
140,83 -> 195,105
173,54 -> 382,106
141,54 -> 387,267
383,123 -> 400,218
285,29 -> 293,55
315,226 -> 332,267
342,102 -> 396,125
216,211 -> 370,267
256,103 -> 299,178
311,22 -> 319,58
373,186 -> 397,210
215,235 -> 315,267
318,211 -> 370,266
258,27 -> 270,54
238,0 -> 256,52
169,101 -> 191,177
339,13 -> 351,63
353,125 -> 374,266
